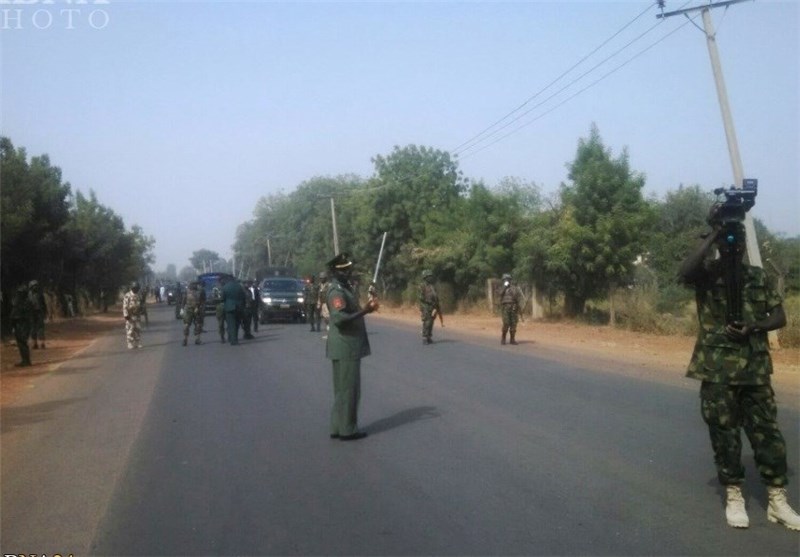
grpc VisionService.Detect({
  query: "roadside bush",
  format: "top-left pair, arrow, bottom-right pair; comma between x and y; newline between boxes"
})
778,295 -> 800,348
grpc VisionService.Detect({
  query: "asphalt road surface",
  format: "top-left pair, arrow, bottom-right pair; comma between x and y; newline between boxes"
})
2,304 -> 798,556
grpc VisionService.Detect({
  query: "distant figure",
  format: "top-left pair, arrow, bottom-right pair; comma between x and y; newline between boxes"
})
159,285 -> 166,304
497,273 -> 523,345
28,279 -> 47,349
317,271 -> 330,335
122,281 -> 144,349
304,275 -> 320,332
181,281 -> 206,346
65,293 -> 75,317
10,283 -> 33,367
418,269 -> 440,345
221,276 -> 246,345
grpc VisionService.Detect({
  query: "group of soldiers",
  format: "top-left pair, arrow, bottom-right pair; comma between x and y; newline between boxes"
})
8,279 -> 49,367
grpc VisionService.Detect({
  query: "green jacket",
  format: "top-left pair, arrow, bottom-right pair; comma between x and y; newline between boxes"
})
221,280 -> 246,313
685,262 -> 781,385
325,277 -> 371,361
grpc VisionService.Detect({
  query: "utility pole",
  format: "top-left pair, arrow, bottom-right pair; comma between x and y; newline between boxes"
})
658,0 -> 762,268
317,195 -> 340,255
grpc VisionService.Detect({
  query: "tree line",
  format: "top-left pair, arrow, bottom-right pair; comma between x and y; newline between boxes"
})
230,124 -> 799,329
1,136 -> 155,330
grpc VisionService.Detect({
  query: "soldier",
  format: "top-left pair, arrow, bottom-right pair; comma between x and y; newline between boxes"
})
181,280 -> 206,346
173,282 -> 183,320
140,284 -> 149,326
10,283 -> 33,367
212,281 -> 226,343
325,253 -> 378,441
241,279 -> 256,340
122,281 -> 144,349
497,273 -> 524,345
221,275 -> 246,345
679,222 -> 800,530
419,269 -> 440,345
28,279 -> 47,349
304,275 -> 320,332
317,271 -> 330,334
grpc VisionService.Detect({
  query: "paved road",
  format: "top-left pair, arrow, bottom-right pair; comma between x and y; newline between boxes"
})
2,304 -> 798,556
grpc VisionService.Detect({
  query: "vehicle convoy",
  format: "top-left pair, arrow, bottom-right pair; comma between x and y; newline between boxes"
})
259,277 -> 306,323
197,272 -> 236,314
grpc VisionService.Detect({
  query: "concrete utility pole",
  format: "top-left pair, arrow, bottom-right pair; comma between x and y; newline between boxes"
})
317,195 -> 340,255
659,0 -> 780,346
658,0 -> 762,268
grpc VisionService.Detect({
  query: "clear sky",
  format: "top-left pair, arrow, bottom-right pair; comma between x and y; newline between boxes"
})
2,0 -> 798,271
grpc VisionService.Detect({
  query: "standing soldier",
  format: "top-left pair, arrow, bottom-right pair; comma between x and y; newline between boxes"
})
173,282 -> 183,320
213,281 -> 226,343
304,275 -> 320,332
679,220 -> 800,530
241,279 -> 256,340
497,273 -> 524,345
325,253 -> 378,441
221,276 -> 246,345
419,269 -> 440,345
122,281 -> 144,349
140,284 -> 149,326
28,279 -> 47,349
181,280 -> 206,346
10,283 -> 33,367
317,271 -> 330,334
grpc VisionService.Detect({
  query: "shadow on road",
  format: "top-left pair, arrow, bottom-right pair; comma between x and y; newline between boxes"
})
365,406 -> 440,436
1,397 -> 87,433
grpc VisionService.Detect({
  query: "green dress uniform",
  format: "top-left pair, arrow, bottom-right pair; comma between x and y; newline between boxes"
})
221,279 -> 246,345
326,275 -> 371,438
685,260 -> 788,487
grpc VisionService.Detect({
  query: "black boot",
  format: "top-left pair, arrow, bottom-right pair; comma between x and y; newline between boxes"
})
501,331 -> 507,345
510,332 -> 518,345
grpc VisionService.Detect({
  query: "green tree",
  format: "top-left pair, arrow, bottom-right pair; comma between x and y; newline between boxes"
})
557,124 -> 652,317
190,249 -> 222,273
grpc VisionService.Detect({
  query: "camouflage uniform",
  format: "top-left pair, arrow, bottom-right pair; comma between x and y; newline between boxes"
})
28,280 -> 47,349
419,270 -> 439,344
304,277 -> 321,332
182,282 -> 206,345
122,285 -> 144,349
11,284 -> 33,366
685,261 -> 788,487
498,274 -> 523,345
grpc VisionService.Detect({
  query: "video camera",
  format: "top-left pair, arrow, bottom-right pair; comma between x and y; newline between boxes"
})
707,178 -> 758,226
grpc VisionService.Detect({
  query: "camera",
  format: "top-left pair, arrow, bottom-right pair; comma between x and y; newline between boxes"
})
707,178 -> 758,226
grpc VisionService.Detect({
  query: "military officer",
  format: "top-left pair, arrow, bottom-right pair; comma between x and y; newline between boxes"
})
242,279 -> 257,339
418,269 -> 440,345
122,281 -> 144,349
679,222 -> 799,530
498,273 -> 524,345
221,275 -> 246,345
212,281 -> 226,342
181,280 -> 206,346
326,253 -> 378,441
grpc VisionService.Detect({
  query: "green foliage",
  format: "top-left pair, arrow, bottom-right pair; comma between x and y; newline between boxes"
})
778,295 -> 800,348
1,137 -> 154,322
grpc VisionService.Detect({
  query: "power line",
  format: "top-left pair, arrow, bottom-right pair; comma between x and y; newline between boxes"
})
452,1 -> 658,155
458,13 -> 697,161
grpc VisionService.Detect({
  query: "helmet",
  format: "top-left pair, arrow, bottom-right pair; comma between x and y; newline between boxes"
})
131,281 -> 140,292
318,271 -> 328,280
422,269 -> 433,278
29,279 -> 39,288
502,273 -> 512,280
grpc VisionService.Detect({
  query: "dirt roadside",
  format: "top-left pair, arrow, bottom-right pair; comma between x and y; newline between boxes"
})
2,306 -> 798,407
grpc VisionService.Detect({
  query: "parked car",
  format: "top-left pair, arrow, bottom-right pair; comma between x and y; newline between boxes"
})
259,277 -> 306,323
197,272 -> 236,314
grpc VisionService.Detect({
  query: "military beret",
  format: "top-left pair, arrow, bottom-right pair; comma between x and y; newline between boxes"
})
327,253 -> 353,270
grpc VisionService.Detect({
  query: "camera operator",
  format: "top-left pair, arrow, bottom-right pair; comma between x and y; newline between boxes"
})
679,206 -> 799,531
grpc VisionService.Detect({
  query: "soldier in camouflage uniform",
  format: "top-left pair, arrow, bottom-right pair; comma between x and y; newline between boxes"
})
122,281 -> 144,349
497,273 -> 523,345
11,283 -> 33,366
28,279 -> 47,349
419,269 -> 440,345
679,224 -> 799,531
181,280 -> 206,346
304,275 -> 321,332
